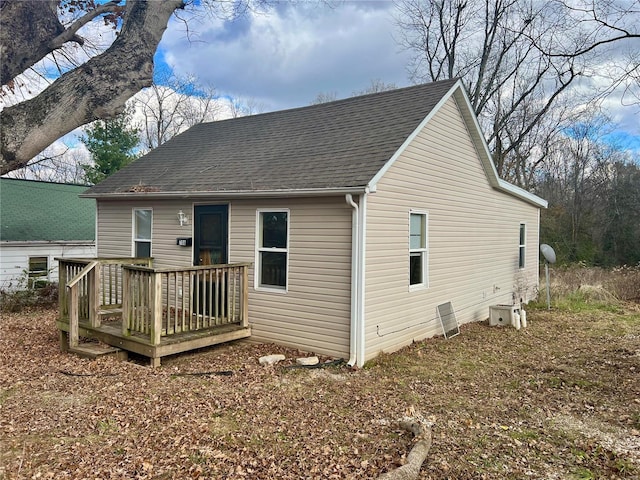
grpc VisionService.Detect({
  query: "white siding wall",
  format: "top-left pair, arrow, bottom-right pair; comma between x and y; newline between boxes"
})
96,196 -> 353,358
364,96 -> 541,361
0,243 -> 96,289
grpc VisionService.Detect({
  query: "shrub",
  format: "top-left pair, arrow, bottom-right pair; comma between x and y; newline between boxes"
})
0,281 -> 59,313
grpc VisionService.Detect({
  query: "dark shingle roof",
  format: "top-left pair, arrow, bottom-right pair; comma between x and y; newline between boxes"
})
85,79 -> 459,196
0,178 -> 95,242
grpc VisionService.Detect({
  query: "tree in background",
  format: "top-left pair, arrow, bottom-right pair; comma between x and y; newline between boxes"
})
536,114 -> 640,266
395,0 -> 639,187
134,73 -> 221,153
311,79 -> 398,104
80,108 -> 139,185
599,161 -> 640,266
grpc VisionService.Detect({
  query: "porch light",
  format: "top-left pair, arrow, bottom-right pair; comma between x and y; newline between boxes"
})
177,210 -> 189,226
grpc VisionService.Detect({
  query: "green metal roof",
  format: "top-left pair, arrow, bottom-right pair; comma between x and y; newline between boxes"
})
0,178 -> 95,242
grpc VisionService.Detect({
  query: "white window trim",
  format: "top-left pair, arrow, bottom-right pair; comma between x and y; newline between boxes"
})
132,208 -> 153,257
409,209 -> 429,291
28,256 -> 50,280
519,222 -> 526,269
255,208 -> 290,293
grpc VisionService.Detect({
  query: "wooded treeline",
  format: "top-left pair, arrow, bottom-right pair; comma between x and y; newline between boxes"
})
535,125 -> 640,267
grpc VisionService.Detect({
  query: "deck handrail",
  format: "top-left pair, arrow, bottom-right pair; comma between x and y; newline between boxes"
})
58,257 -> 154,330
65,261 -> 100,349
121,262 -> 253,273
121,263 -> 251,345
66,260 -> 99,289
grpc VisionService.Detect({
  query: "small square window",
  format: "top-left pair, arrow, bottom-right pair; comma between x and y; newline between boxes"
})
28,257 -> 49,288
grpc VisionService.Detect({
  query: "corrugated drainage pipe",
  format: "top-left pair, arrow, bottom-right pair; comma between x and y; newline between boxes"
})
345,194 -> 359,367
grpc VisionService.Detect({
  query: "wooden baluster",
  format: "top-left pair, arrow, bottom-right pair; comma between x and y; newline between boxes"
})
242,265 -> 249,328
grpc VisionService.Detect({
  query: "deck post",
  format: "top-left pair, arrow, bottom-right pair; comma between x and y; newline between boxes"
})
150,272 -> 163,346
69,285 -> 79,348
89,265 -> 101,328
122,267 -> 131,337
241,265 -> 249,328
58,262 -> 68,320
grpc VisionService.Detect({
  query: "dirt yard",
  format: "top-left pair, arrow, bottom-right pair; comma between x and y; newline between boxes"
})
1,303 -> 638,479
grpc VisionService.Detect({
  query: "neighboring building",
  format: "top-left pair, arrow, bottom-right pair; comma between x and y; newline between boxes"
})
82,79 -> 546,366
0,178 -> 96,289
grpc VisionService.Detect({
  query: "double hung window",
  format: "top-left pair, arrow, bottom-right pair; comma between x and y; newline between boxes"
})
519,223 -> 526,269
409,211 -> 428,288
257,210 -> 289,290
133,208 -> 152,257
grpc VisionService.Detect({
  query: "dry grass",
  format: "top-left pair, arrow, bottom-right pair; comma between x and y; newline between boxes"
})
540,264 -> 640,305
1,301 -> 638,479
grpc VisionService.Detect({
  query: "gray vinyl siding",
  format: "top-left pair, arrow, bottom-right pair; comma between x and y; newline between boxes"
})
97,199 -> 195,268
96,196 -> 352,358
364,96 -> 540,361
230,197 -> 352,358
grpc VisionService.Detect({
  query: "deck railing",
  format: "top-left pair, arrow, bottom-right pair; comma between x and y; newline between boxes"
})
121,263 -> 250,345
58,257 -> 154,326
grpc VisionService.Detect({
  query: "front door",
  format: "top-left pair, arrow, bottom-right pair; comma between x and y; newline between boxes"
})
194,205 -> 228,266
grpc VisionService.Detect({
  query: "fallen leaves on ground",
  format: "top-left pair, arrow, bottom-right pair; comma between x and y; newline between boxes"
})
0,305 -> 638,479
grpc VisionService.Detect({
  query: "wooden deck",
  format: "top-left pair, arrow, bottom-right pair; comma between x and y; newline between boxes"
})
57,318 -> 250,367
57,258 -> 251,366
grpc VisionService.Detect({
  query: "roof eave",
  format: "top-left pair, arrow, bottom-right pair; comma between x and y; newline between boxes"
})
451,88 -> 548,208
81,186 -> 368,200
495,180 -> 548,208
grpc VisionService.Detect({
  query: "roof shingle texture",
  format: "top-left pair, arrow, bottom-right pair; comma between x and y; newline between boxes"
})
0,179 -> 95,242
86,79 -> 459,195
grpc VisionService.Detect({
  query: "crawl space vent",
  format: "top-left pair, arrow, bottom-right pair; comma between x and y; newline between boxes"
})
437,301 -> 460,339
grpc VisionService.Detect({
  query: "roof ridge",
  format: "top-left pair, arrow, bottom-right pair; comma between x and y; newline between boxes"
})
195,78 -> 461,128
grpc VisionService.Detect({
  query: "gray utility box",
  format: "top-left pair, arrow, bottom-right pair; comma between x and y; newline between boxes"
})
489,304 -> 519,326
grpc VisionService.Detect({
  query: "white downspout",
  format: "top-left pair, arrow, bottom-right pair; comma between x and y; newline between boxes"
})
345,194 -> 359,367
357,192 -> 367,368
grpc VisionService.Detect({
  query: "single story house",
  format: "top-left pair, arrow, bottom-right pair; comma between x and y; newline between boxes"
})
81,78 -> 546,366
0,178 -> 96,289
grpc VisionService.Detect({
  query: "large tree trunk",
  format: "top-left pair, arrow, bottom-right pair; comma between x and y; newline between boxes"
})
0,0 -> 61,86
0,0 -> 184,174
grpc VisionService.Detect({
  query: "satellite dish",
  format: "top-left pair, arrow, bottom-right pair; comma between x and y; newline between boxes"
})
540,244 -> 556,264
540,244 -> 556,310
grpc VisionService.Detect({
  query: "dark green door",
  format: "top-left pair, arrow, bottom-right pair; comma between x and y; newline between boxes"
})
194,205 -> 228,266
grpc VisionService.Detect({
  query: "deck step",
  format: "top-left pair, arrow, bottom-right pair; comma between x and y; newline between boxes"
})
69,342 -> 128,360
98,308 -> 123,317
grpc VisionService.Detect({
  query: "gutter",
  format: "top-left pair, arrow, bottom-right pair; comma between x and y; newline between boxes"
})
81,186 -> 367,200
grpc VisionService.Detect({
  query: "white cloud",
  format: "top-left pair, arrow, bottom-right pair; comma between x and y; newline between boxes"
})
159,1 -> 412,111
